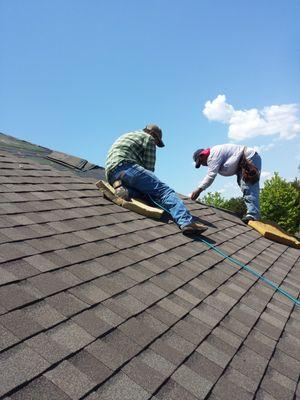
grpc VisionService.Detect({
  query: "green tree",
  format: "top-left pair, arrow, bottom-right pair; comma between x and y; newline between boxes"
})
291,177 -> 300,191
260,173 -> 300,234
202,192 -> 247,218
223,197 -> 247,218
202,192 -> 226,208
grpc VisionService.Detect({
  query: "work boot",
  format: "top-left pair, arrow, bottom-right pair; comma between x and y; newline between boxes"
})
242,215 -> 256,224
115,186 -> 131,201
181,221 -> 208,235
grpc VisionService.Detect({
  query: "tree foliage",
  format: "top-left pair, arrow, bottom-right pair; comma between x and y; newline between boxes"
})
202,192 -> 226,208
202,192 -> 246,218
260,173 -> 300,234
202,173 -> 300,234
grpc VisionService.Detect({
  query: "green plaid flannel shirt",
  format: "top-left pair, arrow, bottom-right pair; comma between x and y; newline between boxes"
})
105,130 -> 156,181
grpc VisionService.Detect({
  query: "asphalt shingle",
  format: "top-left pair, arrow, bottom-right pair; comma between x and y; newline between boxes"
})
0,138 -> 299,399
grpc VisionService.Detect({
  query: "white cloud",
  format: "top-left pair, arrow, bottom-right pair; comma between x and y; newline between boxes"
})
217,181 -> 241,199
260,171 -> 274,182
203,95 -> 234,123
253,143 -> 275,153
203,95 -> 300,141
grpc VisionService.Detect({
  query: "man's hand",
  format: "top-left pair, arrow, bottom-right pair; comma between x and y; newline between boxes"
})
190,187 -> 203,201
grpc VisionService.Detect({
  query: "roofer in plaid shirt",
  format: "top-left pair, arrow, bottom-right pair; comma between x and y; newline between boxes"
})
105,124 -> 208,234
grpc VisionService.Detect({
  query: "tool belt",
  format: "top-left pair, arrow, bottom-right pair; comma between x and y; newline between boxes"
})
239,149 -> 260,184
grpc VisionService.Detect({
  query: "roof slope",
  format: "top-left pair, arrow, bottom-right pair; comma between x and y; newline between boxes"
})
0,132 -> 105,180
0,143 -> 299,400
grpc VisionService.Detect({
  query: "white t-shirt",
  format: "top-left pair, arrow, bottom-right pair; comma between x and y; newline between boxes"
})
199,144 -> 256,190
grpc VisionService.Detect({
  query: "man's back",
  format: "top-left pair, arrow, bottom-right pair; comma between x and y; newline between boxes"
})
209,143 -> 255,177
105,130 -> 156,180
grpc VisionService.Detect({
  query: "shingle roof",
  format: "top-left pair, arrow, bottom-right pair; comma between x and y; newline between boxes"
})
0,137 -> 299,400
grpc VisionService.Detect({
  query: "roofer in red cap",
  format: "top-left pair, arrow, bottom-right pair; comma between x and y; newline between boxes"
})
191,144 -> 262,223
105,124 -> 208,234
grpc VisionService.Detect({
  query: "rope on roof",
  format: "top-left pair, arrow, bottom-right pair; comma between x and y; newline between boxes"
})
148,195 -> 300,307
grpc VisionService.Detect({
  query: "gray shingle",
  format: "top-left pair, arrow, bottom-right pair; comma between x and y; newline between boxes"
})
157,297 -> 187,319
69,350 -> 112,385
0,323 -> 19,351
45,360 -> 94,399
150,338 -> 186,366
90,371 -> 150,400
190,303 -> 224,328
244,328 -> 276,359
23,300 -> 65,328
255,388 -> 279,400
122,356 -> 166,393
119,317 -> 159,346
0,266 -> 17,285
261,366 -> 296,400
46,291 -> 88,317
228,302 -> 260,327
255,319 -> 284,341
86,329 -> 142,370
0,344 -> 50,397
27,236 -> 66,252
172,365 -> 213,399
9,376 -> 71,400
0,141 -> 299,400
29,272 -> 73,296
95,252 -> 135,271
269,348 -> 300,381
122,263 -> 156,282
94,271 -> 136,295
150,272 -> 184,293
68,282 -> 110,305
72,308 -> 112,337
67,260 -> 110,280
137,312 -> 168,335
92,303 -> 124,326
212,374 -> 253,400
186,352 -> 223,385
128,281 -> 168,305
47,320 -> 94,352
223,366 -> 258,393
174,286 -> 203,306
0,309 -> 44,340
0,283 -> 38,311
25,254 -> 59,272
150,330 -> 195,367
277,332 -> 300,361
105,292 -> 147,316
196,340 -> 232,369
0,259 -> 40,279
212,325 -> 243,349
0,243 -> 32,263
220,315 -> 252,338
25,332 -> 69,363
171,316 -> 210,345
155,379 -> 198,400
146,303 -> 179,326
138,349 -> 176,377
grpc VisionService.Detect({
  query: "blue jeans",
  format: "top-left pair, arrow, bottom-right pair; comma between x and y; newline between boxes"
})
109,163 -> 194,228
237,152 -> 262,219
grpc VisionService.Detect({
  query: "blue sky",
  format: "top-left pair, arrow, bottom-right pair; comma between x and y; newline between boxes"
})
1,0 -> 299,197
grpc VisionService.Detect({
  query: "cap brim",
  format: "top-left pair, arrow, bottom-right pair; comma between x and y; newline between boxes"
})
195,158 -> 202,168
156,140 -> 165,148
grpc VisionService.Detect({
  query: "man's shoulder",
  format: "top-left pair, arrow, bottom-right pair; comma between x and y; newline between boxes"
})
211,143 -> 242,154
122,130 -> 147,139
